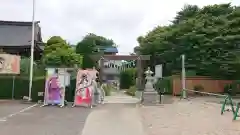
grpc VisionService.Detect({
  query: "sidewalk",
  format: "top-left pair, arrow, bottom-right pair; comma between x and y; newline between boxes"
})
103,91 -> 140,103
80,92 -> 146,135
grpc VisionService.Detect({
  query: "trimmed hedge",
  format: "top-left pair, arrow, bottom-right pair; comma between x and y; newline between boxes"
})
0,76 -> 77,102
120,68 -> 136,89
0,76 -> 45,102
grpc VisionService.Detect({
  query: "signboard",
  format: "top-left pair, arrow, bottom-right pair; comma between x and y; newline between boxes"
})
155,64 -> 162,78
0,54 -> 20,74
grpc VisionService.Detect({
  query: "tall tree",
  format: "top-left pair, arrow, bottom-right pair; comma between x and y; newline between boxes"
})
43,36 -> 82,67
75,33 -> 116,69
137,3 -> 240,79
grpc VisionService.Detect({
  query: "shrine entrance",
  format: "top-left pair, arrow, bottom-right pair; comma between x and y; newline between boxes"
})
90,54 -> 150,91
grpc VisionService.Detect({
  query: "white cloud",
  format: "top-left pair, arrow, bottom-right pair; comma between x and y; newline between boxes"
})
0,0 -> 239,54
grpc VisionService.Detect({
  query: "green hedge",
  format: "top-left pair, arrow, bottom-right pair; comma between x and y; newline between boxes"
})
120,68 -> 136,89
0,76 -> 45,102
154,76 -> 173,95
0,76 -> 77,102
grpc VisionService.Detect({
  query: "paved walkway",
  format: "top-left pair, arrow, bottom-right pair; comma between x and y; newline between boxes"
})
80,91 -> 146,135
103,91 -> 140,103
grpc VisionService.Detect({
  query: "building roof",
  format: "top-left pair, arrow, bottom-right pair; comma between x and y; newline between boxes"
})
97,46 -> 118,53
104,47 -> 118,53
0,20 -> 43,50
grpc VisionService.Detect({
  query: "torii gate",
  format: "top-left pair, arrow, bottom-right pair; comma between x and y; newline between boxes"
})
90,54 -> 150,91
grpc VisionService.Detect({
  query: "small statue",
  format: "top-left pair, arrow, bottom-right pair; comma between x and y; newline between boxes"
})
144,67 -> 154,91
145,67 -> 153,78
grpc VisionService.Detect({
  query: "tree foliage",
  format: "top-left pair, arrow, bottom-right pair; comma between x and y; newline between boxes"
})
136,3 -> 240,79
20,57 -> 45,77
75,33 -> 116,69
43,36 -> 82,67
120,68 -> 136,89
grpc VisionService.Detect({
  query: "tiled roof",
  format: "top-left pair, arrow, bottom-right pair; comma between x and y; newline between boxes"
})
104,47 -> 118,53
97,46 -> 118,53
0,20 -> 43,49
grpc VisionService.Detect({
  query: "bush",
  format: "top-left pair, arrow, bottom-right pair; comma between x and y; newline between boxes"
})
154,76 -> 173,95
102,84 -> 112,96
120,68 -> 136,89
125,86 -> 137,96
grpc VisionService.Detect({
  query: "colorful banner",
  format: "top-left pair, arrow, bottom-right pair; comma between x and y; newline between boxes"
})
73,69 -> 92,107
44,68 -> 64,106
0,54 -> 20,74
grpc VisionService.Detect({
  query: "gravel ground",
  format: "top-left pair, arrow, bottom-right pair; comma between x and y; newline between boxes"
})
139,97 -> 240,135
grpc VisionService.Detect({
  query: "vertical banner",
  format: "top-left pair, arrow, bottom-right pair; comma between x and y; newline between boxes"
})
44,68 -> 62,106
44,68 -> 55,105
155,64 -> 162,78
73,69 -> 92,107
58,68 -> 66,106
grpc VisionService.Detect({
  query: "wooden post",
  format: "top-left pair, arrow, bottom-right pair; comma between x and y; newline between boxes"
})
99,57 -> 104,84
137,57 -> 142,91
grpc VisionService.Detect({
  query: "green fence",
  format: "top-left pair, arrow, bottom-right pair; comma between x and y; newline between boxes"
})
0,76 -> 45,102
0,76 -> 77,102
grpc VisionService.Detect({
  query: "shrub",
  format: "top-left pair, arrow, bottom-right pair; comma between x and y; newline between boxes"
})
120,68 -> 136,89
125,85 -> 137,96
154,76 -> 173,95
102,84 -> 111,96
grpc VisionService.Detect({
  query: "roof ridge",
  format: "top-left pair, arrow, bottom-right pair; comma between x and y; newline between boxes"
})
0,20 -> 40,26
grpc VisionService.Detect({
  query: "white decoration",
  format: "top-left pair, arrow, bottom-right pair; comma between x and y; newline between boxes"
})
46,68 -> 55,76
155,64 -> 162,78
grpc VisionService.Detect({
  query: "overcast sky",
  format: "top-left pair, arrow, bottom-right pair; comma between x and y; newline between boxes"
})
0,0 -> 239,54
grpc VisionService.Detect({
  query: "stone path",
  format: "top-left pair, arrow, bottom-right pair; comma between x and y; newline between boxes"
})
80,91 -> 146,135
103,91 -> 140,103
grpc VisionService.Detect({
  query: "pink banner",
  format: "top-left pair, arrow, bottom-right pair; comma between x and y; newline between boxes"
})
73,69 -> 92,107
